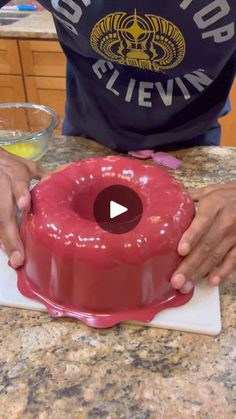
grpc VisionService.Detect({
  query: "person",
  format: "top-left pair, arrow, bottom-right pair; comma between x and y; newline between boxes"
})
0,0 -> 236,294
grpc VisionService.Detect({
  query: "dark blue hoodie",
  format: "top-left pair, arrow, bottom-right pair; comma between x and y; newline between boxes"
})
1,0 -> 236,150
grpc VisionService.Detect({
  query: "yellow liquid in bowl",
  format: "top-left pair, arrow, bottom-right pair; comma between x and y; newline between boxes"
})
1,142 -> 43,160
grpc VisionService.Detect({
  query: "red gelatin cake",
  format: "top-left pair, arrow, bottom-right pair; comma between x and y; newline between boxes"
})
17,156 -> 195,328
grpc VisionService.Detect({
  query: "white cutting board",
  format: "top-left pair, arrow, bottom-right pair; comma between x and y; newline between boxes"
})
0,250 -> 221,335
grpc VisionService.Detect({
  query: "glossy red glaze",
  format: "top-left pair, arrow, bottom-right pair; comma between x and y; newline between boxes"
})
17,156 -> 195,328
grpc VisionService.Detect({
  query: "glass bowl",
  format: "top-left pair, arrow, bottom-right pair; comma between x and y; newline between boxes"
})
0,103 -> 59,160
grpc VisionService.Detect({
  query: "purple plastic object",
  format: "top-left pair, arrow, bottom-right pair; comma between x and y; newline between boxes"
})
153,152 -> 183,170
128,150 -> 154,159
128,150 -> 182,170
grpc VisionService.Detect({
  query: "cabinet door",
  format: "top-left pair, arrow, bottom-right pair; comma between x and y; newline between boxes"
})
0,75 -> 26,102
221,81 -> 236,147
24,76 -> 66,133
0,75 -> 27,130
19,40 -> 66,77
0,39 -> 22,75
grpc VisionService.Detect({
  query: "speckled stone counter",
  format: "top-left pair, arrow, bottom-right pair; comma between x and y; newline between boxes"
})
0,11 -> 56,39
0,137 -> 236,419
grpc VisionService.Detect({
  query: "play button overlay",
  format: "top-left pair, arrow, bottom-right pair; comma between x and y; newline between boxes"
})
94,185 -> 143,234
110,201 -> 128,219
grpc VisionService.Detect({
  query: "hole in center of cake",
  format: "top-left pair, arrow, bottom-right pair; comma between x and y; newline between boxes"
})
71,186 -> 98,222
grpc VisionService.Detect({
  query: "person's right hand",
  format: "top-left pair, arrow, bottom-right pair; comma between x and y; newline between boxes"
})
0,148 -> 47,268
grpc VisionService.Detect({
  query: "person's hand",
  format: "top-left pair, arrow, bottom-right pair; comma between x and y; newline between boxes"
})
171,182 -> 236,293
0,149 -> 46,268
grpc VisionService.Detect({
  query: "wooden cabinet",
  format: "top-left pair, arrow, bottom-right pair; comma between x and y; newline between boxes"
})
19,40 -> 66,77
221,81 -> 236,147
20,40 -> 66,133
0,39 -> 66,134
0,40 -> 23,102
0,39 -> 21,75
25,76 -> 66,132
0,75 -> 26,102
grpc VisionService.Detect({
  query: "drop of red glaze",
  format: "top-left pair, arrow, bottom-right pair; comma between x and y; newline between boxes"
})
17,156 -> 195,328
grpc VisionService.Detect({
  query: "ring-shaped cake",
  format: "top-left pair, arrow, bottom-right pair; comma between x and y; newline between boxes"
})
17,156 -> 195,327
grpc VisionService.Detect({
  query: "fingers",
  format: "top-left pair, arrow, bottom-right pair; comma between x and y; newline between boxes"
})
190,235 -> 235,282
172,207 -> 236,293
209,246 -> 236,285
0,148 -> 46,180
189,184 -> 222,200
16,190 -> 31,212
172,184 -> 236,293
0,150 -> 47,268
6,162 -> 32,212
26,160 -> 46,180
178,196 -> 219,257
0,171 -> 24,268
178,281 -> 194,294
12,179 -> 31,212
173,235 -> 236,293
189,182 -> 236,201
7,161 -> 46,212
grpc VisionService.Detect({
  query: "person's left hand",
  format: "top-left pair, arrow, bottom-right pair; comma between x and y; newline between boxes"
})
171,182 -> 236,293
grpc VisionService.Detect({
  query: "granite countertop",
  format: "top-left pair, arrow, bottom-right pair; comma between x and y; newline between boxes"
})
0,137 -> 236,418
0,11 -> 57,39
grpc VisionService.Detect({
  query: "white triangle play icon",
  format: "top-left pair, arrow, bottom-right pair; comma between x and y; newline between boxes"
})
110,200 -> 128,219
